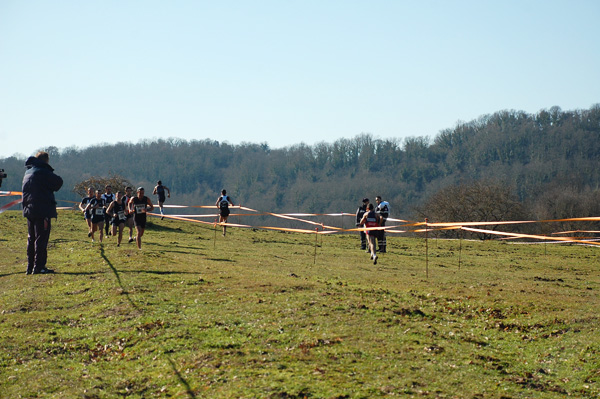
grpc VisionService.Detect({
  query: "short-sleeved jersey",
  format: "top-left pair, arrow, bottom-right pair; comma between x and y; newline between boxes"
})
376,201 -> 390,219
101,193 -> 115,207
81,196 -> 93,218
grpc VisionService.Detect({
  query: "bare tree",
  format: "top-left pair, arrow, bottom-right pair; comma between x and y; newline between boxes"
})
73,174 -> 135,198
416,180 -> 525,239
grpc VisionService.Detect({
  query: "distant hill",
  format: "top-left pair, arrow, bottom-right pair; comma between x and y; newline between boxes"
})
2,104 -> 599,220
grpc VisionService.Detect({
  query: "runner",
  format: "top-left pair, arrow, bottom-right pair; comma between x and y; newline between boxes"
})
124,186 -> 135,243
215,189 -> 234,236
360,203 -> 381,265
106,191 -> 127,246
101,185 -> 115,237
152,180 -> 170,220
85,190 -> 105,243
128,187 -> 154,250
78,187 -> 94,238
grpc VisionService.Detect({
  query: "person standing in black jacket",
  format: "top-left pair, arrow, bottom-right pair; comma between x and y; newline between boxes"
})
375,196 -> 390,253
22,151 -> 63,274
355,198 -> 369,251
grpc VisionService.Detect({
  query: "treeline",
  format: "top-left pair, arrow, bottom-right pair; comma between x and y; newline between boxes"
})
1,104 -> 599,225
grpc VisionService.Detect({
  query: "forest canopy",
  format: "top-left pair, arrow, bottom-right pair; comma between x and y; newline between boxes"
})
1,105 -> 599,223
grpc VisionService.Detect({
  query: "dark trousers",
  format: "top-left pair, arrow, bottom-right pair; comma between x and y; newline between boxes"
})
377,219 -> 387,251
104,213 -> 111,234
27,217 -> 51,272
359,231 -> 367,249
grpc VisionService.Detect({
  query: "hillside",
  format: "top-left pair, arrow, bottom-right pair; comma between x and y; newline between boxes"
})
1,210 -> 599,397
1,105 -> 599,220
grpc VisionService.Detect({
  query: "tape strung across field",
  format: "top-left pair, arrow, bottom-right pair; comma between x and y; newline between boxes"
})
0,192 -> 598,244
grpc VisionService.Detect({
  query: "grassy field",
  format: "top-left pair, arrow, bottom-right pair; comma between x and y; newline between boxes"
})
1,210 -> 599,398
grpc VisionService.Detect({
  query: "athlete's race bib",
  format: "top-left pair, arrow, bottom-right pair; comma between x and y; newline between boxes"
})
118,211 -> 126,220
95,208 -> 104,215
135,204 -> 146,214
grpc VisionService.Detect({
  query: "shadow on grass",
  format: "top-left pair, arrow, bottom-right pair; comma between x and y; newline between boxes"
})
0,271 -> 25,278
165,355 -> 197,399
159,249 -> 205,256
99,244 -> 139,310
51,238 -> 82,244
125,270 -> 203,276
206,258 -> 235,262
58,271 -> 105,276
145,222 -> 187,233
97,245 -> 197,398
141,241 -> 203,252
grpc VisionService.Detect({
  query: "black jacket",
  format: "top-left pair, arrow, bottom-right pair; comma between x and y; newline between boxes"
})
356,205 -> 367,226
22,157 -> 63,219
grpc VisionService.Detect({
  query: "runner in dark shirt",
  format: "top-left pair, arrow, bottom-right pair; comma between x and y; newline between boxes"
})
153,180 -> 170,220
101,185 -> 115,236
215,189 -> 234,236
106,191 -> 128,247
128,187 -> 154,250
79,187 -> 94,238
360,203 -> 381,265
85,190 -> 106,243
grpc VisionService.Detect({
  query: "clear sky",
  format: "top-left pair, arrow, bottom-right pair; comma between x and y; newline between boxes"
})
1,0 -> 598,158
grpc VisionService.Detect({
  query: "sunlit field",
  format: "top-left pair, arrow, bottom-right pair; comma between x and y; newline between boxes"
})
1,210 -> 599,398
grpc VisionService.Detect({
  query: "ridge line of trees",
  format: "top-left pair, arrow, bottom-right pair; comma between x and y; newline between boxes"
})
1,105 -> 599,229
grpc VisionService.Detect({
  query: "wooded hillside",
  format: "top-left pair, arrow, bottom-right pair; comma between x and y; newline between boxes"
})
2,105 -> 599,221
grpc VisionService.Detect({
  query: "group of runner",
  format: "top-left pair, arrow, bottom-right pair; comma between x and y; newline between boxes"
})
78,185 -> 156,249
78,183 -> 387,261
77,182 -> 235,249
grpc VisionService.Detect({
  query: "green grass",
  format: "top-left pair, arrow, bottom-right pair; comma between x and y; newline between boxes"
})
1,210 -> 599,398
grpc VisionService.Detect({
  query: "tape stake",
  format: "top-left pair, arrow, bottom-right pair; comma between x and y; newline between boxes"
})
425,218 -> 429,279
314,227 -> 318,265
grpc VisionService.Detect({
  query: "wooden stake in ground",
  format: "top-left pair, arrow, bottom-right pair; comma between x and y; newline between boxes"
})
214,218 -> 218,249
459,227 -> 463,270
314,227 -> 318,264
425,218 -> 429,278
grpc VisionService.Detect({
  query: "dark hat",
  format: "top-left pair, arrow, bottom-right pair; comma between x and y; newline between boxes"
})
137,187 -> 144,192
362,197 -> 369,203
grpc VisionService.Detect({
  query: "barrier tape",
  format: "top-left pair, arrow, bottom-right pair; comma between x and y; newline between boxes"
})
0,198 -> 22,215
2,191 -> 598,241
552,230 -> 600,235
460,227 -> 600,246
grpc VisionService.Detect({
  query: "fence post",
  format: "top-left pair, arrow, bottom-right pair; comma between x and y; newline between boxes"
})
425,218 -> 429,278
213,218 -> 218,249
458,227 -> 463,270
313,227 -> 319,264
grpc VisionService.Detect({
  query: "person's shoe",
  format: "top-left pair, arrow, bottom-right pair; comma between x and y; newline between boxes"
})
26,269 -> 33,275
161,215 -> 164,220
373,255 -> 378,265
33,268 -> 55,274
128,237 -> 134,243
360,246 -> 366,250
88,232 -> 92,237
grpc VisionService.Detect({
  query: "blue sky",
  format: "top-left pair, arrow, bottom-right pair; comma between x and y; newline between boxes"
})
1,0 -> 598,158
